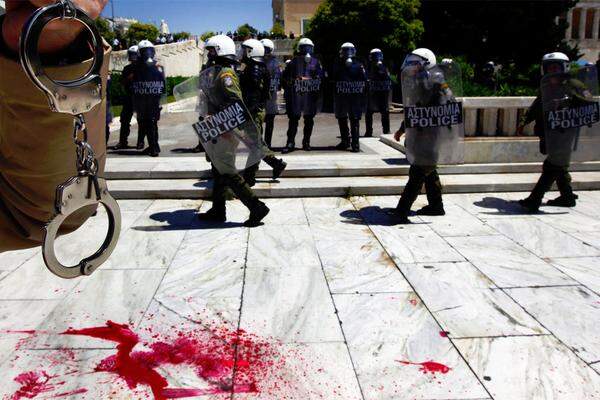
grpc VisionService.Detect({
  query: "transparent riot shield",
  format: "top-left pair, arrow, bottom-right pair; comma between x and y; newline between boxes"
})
334,75 -> 367,119
266,56 -> 282,115
367,76 -> 392,113
401,63 -> 465,165
541,65 -> 599,166
131,62 -> 167,119
286,57 -> 323,117
173,66 -> 264,175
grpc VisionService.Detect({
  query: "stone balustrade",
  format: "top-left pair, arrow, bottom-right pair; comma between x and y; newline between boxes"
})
460,97 -> 535,137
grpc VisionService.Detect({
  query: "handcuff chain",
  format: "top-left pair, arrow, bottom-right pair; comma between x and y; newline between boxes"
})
73,114 -> 97,176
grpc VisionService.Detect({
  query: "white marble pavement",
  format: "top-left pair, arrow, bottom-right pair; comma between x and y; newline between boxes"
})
0,192 -> 600,399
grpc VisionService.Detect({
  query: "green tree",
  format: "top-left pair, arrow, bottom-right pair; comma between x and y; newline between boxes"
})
95,17 -> 115,43
306,0 -> 423,63
200,31 -> 216,42
271,22 -> 286,39
236,23 -> 258,40
173,31 -> 191,41
420,0 -> 579,78
126,22 -> 159,45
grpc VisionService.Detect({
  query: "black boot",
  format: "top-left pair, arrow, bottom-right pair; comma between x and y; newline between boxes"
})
197,207 -> 226,222
382,112 -> 390,135
417,169 -> 444,215
336,118 -> 350,150
282,142 -> 295,154
365,112 -> 373,137
264,156 -> 287,180
192,142 -> 205,153
520,160 -> 557,212
394,166 -> 426,224
243,163 -> 259,187
283,116 -> 299,153
549,169 -> 577,207
350,118 -> 360,152
245,201 -> 270,227
302,115 -> 314,151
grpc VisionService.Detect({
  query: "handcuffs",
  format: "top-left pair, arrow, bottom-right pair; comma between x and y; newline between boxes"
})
19,0 -> 121,279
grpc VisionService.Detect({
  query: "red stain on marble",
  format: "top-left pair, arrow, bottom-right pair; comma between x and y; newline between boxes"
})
50,388 -> 88,398
439,331 -> 448,337
409,299 -> 418,306
397,360 -> 451,375
10,371 -> 54,399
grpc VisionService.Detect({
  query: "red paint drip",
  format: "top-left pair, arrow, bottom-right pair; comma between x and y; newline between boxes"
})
397,360 -> 451,375
10,371 -> 55,400
439,331 -> 448,337
409,299 -> 418,306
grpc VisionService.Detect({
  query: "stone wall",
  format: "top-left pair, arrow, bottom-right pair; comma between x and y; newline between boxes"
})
110,40 -> 204,77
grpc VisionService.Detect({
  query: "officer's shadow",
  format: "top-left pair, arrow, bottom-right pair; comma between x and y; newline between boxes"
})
132,209 -> 244,231
474,196 -> 567,216
339,206 -> 430,226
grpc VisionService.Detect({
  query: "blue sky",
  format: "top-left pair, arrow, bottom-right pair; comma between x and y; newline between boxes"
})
102,0 -> 273,35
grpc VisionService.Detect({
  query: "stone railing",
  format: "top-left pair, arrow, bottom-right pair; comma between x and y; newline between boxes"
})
460,97 -> 535,137
109,40 -> 204,77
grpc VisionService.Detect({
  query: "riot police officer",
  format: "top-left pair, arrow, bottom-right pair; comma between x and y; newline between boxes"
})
517,52 -> 596,211
113,45 -> 138,150
282,38 -> 324,153
393,48 -> 464,223
238,39 -> 287,187
132,40 -> 165,157
333,43 -> 368,152
196,35 -> 270,227
365,48 -> 392,137
261,38 -> 281,149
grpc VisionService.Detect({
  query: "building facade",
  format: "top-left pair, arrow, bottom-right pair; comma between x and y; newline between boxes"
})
272,0 -> 321,36
565,0 -> 600,61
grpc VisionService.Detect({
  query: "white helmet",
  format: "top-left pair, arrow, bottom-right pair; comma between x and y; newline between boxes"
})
298,38 -> 314,47
205,34 -> 236,60
127,45 -> 139,62
370,48 -> 382,54
138,40 -> 154,50
241,39 -> 265,61
441,58 -> 453,65
411,48 -> 436,68
261,38 -> 275,54
542,52 -> 570,74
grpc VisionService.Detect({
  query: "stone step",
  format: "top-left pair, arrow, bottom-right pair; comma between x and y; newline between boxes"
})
107,171 -> 600,199
105,156 -> 600,180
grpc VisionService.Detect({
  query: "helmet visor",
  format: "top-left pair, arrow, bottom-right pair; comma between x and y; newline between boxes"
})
341,47 -> 356,59
370,52 -> 383,63
402,54 -> 425,70
298,44 -> 314,56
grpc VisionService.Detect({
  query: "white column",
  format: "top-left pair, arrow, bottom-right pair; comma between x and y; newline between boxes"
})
579,6 -> 588,39
566,9 -> 573,39
502,109 -> 518,136
464,109 -> 477,137
593,8 -> 600,40
482,108 -> 498,136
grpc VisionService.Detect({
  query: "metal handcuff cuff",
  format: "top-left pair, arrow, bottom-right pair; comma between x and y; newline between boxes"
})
19,0 -> 121,279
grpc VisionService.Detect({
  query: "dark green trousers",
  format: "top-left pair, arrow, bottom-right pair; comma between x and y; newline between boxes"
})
528,159 -> 573,205
211,166 -> 260,212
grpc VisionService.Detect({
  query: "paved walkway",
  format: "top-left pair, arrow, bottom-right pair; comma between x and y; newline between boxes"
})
1,192 -> 600,399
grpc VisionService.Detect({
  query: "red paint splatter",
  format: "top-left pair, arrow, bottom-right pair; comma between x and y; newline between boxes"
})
409,299 -> 418,306
50,388 -> 88,398
397,360 -> 451,375
439,331 -> 449,337
10,371 -> 55,399
60,321 -> 280,399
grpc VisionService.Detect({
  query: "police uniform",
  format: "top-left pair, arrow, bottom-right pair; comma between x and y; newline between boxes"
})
333,58 -> 368,151
264,55 -> 282,148
118,62 -> 136,147
282,56 -> 324,151
205,66 -> 266,219
239,60 -> 287,186
365,62 -> 391,137
521,78 -> 590,207
131,62 -> 165,156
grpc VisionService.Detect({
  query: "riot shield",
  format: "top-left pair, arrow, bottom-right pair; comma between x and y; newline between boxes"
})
173,66 -> 264,175
131,62 -> 167,119
367,65 -> 392,113
265,56 -> 282,115
334,61 -> 367,119
286,57 -> 323,117
401,64 -> 465,165
541,65 -> 599,166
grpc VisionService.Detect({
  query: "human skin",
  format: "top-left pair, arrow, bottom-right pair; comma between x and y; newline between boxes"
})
2,0 -> 108,54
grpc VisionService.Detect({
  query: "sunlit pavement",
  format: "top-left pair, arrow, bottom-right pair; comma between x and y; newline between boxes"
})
1,192 -> 600,399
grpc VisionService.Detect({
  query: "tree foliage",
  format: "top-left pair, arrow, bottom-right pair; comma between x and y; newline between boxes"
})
126,22 -> 159,45
94,17 -> 115,43
200,31 -> 215,42
306,0 -> 423,64
420,0 -> 579,72
271,22 -> 286,39
236,23 -> 258,40
173,31 -> 191,41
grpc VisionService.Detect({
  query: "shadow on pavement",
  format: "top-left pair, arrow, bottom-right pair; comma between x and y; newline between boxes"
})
132,209 -> 244,231
170,147 -> 202,154
474,197 -> 567,216
340,206 -> 430,226
382,158 -> 409,166
108,149 -> 146,156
